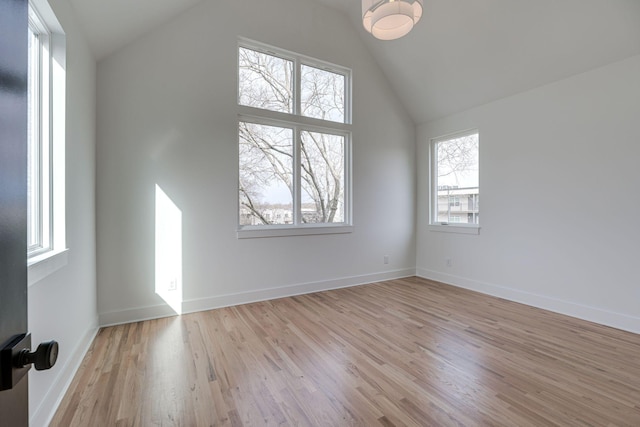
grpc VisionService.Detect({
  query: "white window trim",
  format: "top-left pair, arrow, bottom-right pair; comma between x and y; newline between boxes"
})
28,248 -> 69,286
238,225 -> 353,239
428,224 -> 480,235
237,39 -> 353,239
429,129 -> 480,235
27,0 -> 67,285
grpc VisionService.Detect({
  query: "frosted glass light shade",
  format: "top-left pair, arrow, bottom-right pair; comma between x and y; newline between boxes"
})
362,0 -> 423,40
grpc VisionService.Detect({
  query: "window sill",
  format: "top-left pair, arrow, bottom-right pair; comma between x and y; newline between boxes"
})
28,248 -> 69,287
238,225 -> 353,239
428,224 -> 480,235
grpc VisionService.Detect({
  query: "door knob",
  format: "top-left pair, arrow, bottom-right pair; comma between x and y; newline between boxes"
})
15,340 -> 58,371
1,334 -> 59,391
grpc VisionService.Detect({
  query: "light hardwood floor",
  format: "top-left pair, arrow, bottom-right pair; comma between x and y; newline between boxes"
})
52,277 -> 640,426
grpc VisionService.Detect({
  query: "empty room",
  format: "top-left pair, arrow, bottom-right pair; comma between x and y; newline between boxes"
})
1,0 -> 639,425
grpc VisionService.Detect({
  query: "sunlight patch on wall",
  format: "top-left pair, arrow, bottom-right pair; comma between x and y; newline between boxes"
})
155,184 -> 183,314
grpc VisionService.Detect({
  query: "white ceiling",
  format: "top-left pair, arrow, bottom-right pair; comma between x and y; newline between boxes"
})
70,0 -> 640,124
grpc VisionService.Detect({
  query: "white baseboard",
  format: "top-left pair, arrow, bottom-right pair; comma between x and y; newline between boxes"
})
99,268 -> 416,327
29,320 -> 99,427
416,268 -> 640,335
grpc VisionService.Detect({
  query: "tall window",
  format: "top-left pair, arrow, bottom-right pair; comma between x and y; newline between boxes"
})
28,6 -> 52,256
237,40 -> 352,237
27,1 -> 65,269
431,131 -> 479,226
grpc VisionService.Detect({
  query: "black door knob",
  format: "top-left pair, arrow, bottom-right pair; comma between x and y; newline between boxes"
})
15,340 -> 58,371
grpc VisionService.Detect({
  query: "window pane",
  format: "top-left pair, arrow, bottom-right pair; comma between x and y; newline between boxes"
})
435,133 -> 479,224
301,65 -> 345,123
239,122 -> 294,225
300,131 -> 345,223
238,47 -> 293,114
27,27 -> 40,249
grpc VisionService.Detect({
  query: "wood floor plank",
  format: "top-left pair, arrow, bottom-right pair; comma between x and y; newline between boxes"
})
51,277 -> 640,426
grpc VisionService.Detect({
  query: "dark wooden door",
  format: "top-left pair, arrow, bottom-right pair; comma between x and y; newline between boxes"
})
0,0 -> 30,424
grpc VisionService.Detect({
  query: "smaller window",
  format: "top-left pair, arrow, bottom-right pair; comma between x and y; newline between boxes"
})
239,122 -> 293,226
431,131 -> 479,226
301,65 -> 345,123
238,47 -> 293,114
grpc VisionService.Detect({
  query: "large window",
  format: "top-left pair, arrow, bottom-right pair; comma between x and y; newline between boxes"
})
27,1 -> 66,272
430,131 -> 479,229
237,40 -> 352,238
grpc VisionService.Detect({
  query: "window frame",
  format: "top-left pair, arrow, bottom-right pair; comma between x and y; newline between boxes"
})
429,129 -> 480,235
27,0 -> 68,285
27,5 -> 53,257
237,39 -> 353,239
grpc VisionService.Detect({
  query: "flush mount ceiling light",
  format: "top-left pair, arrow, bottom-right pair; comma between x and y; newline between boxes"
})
362,0 -> 423,40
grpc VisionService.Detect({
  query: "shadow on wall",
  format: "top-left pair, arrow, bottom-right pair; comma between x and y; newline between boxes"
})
155,184 -> 183,314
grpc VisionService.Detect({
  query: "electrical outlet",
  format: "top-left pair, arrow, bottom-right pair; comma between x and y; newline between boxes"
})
168,278 -> 178,291
446,258 -> 452,267
384,255 -> 389,265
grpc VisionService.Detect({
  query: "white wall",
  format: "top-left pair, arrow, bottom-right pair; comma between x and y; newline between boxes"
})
96,0 -> 416,325
27,0 -> 97,424
417,54 -> 640,333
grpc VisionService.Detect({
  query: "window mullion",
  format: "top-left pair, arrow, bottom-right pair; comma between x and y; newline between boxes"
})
294,59 -> 301,117
431,142 -> 437,224
293,126 -> 301,225
41,32 -> 52,251
293,58 -> 302,225
344,133 -> 351,224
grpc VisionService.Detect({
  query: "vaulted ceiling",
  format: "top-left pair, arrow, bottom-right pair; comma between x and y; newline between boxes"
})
70,0 -> 640,123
